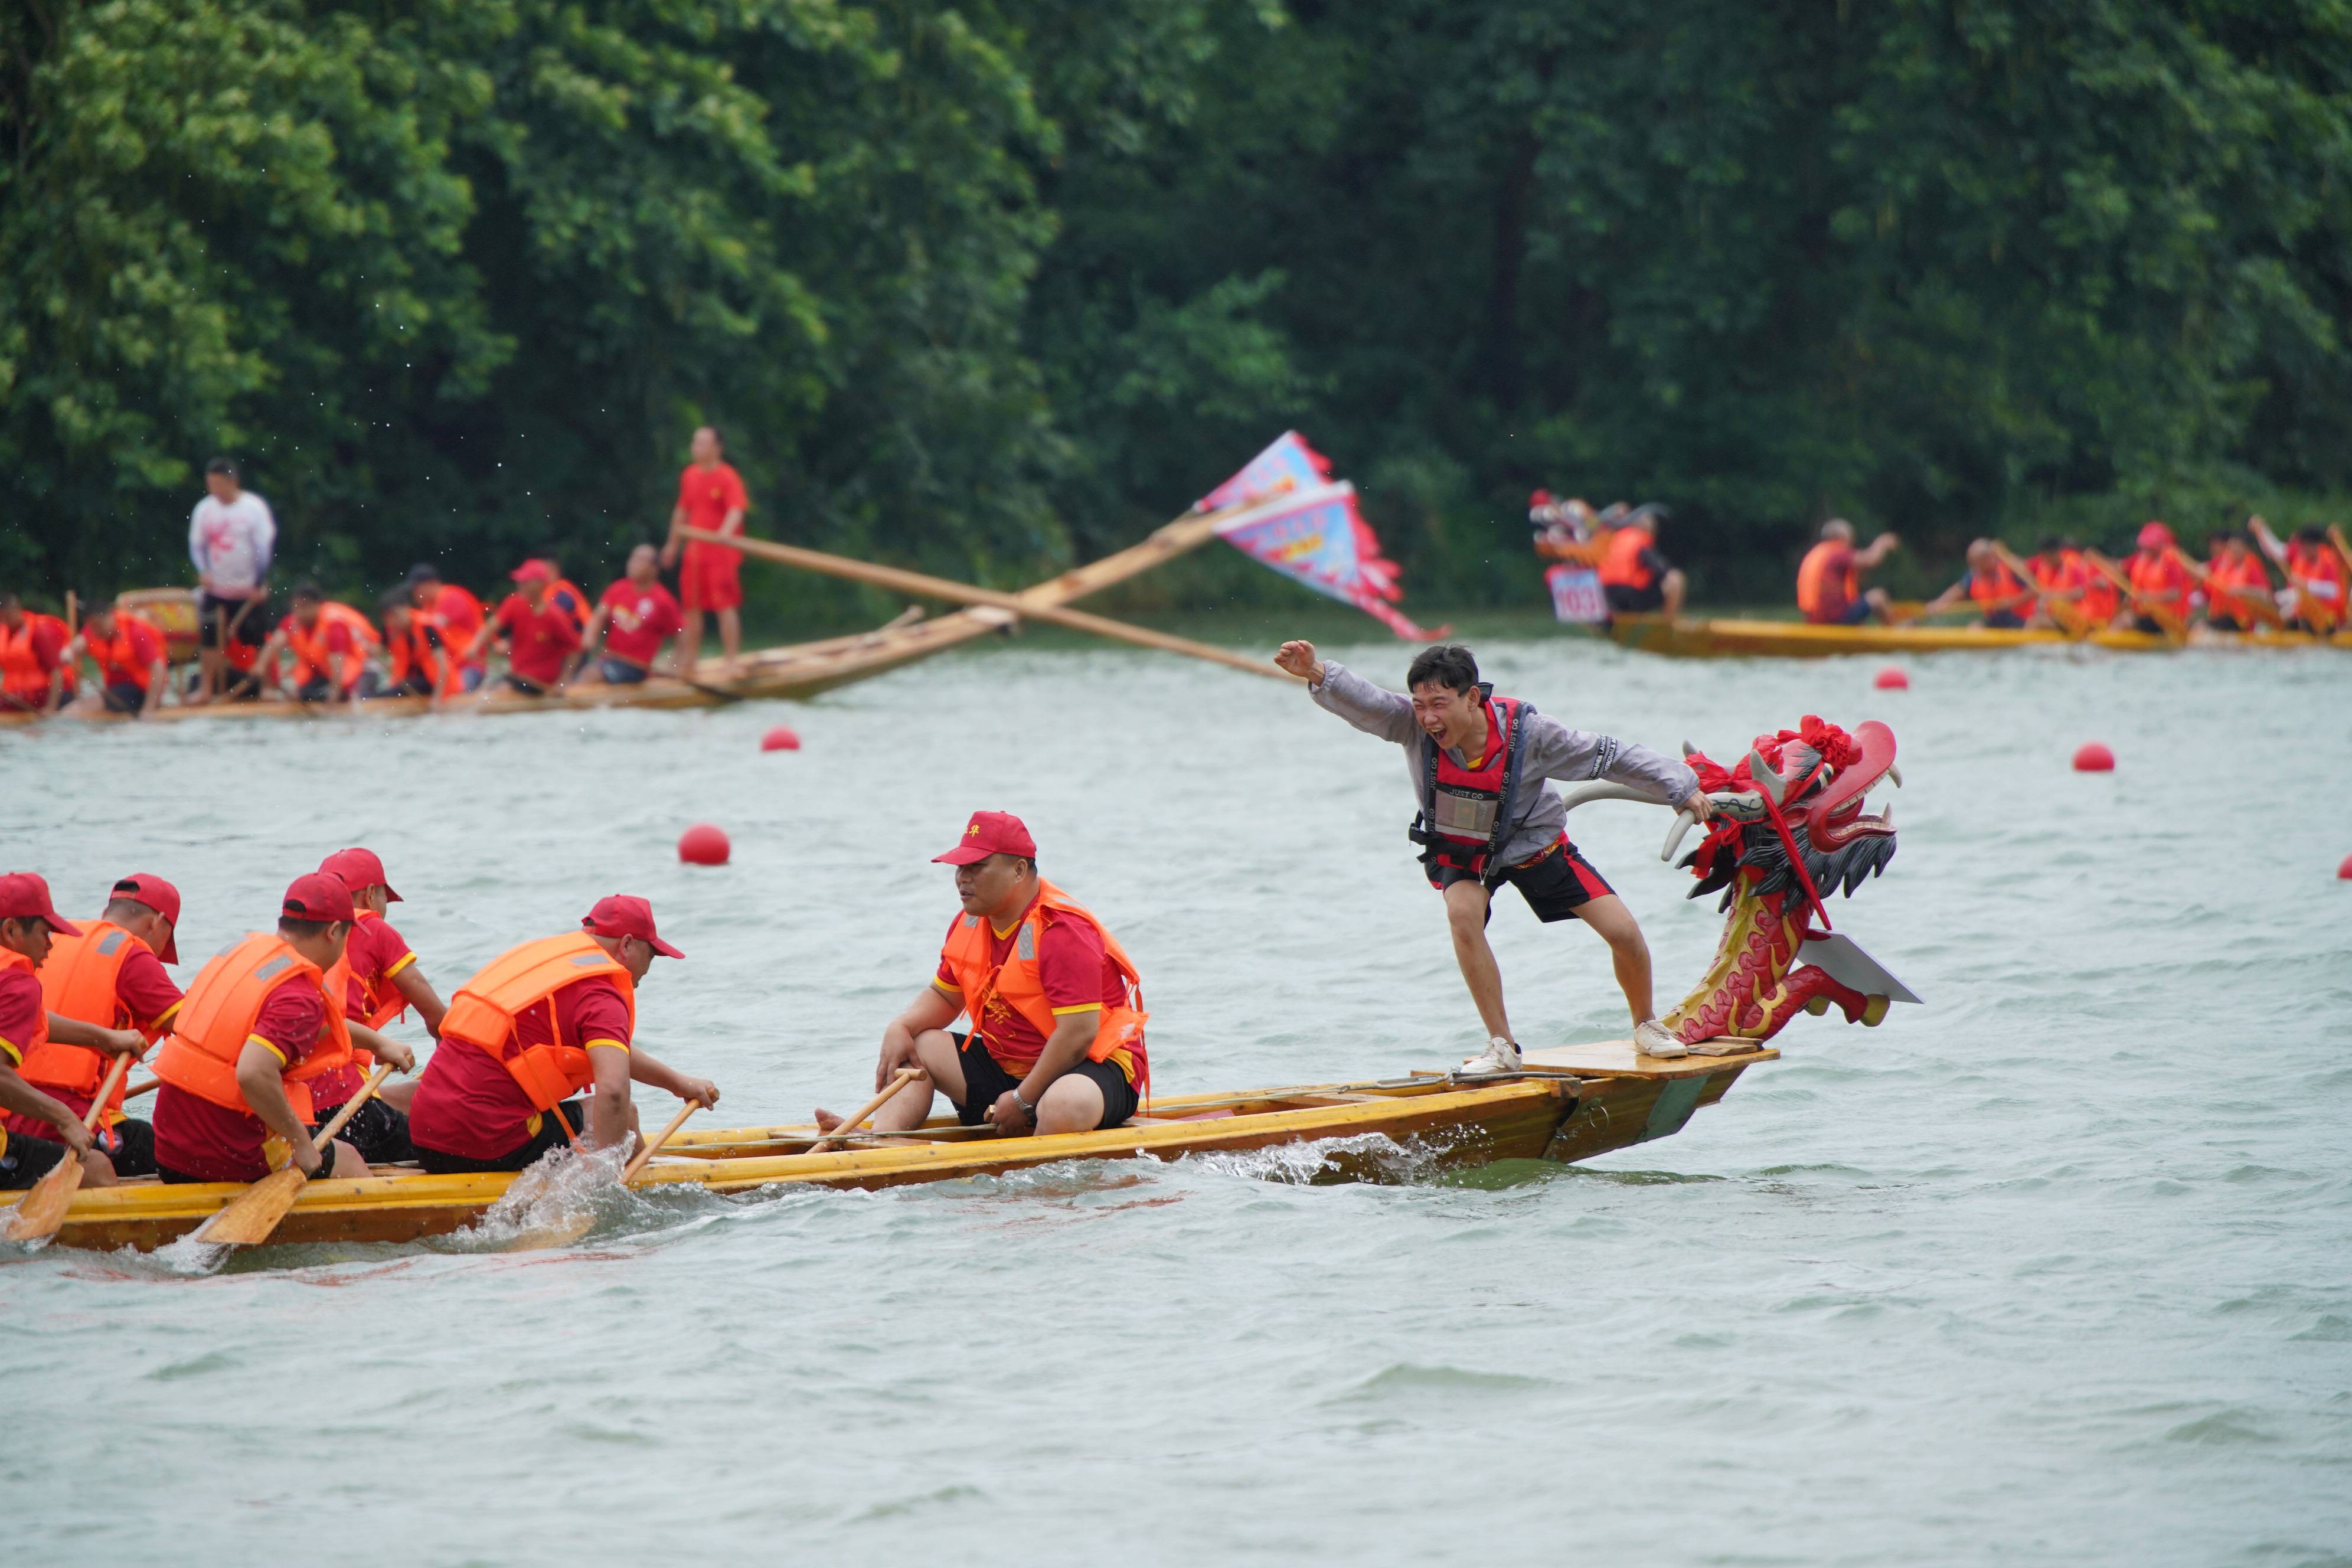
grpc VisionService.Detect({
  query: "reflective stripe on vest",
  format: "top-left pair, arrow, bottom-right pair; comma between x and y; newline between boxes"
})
19,922 -> 139,1103
150,933 -> 351,1125
439,932 -> 635,1112
937,882 -> 1148,1090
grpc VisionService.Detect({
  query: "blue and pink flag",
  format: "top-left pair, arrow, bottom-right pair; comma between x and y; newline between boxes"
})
1196,433 -> 1444,641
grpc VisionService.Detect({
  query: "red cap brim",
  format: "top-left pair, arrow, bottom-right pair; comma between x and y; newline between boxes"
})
645,935 -> 685,959
158,928 -> 179,964
383,884 -> 403,903
43,913 -> 83,937
932,845 -> 994,865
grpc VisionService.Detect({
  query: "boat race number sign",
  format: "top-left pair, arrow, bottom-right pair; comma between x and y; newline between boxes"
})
1546,563 -> 1609,625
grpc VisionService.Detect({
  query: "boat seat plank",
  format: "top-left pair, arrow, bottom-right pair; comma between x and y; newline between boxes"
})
1513,1038 -> 1778,1081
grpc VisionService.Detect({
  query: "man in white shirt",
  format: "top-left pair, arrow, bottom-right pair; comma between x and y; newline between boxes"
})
186,458 -> 276,703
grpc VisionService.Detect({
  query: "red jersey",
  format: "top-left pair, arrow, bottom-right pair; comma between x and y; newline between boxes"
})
0,964 -> 47,1159
151,975 -> 330,1181
597,579 -> 683,667
308,914 -> 417,1110
932,901 -> 1135,1082
677,462 -> 749,537
406,975 -> 632,1159
490,593 -> 584,685
432,584 -> 488,672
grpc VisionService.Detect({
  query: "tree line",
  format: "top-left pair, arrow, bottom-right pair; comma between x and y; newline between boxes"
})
6,0 -> 2349,614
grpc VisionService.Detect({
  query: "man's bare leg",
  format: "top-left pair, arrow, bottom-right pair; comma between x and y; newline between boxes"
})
1574,894 -> 1655,1023
717,607 -> 741,677
1442,878 -> 1513,1042
677,609 -> 705,678
1661,569 -> 1688,619
817,1030 -> 965,1133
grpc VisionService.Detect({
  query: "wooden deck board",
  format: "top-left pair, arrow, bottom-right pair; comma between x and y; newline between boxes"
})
1517,1038 -> 1779,1080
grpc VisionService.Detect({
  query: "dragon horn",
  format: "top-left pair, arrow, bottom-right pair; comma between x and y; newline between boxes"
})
1660,791 -> 1745,863
1557,782 -> 1664,814
1746,749 -> 1789,805
1681,740 -> 1697,758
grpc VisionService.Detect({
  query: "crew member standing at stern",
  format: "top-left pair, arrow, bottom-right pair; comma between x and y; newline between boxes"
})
1273,641 -> 1711,1073
659,425 -> 750,681
824,813 -> 1147,1138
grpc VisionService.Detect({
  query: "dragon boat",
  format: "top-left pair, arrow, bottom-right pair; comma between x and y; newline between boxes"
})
1605,612 -> 2352,658
9,713 -> 1910,1254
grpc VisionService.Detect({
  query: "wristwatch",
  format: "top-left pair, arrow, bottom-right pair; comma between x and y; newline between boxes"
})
1014,1093 -> 1037,1125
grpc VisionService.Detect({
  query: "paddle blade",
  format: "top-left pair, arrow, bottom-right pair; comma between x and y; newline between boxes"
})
190,1168 -> 307,1246
2,1158 -> 85,1243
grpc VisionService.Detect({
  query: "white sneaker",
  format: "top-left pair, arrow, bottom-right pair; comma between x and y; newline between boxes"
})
1456,1037 -> 1523,1077
1634,1020 -> 1688,1059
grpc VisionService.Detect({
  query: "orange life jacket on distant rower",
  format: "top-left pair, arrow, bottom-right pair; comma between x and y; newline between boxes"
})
384,612 -> 454,695
433,584 -> 488,672
2070,550 -> 2119,622
2285,543 -> 2346,628
1968,558 -> 2029,614
937,881 -> 1149,1092
286,602 -> 381,690
88,613 -> 166,691
0,612 -> 73,703
1596,527 -> 1658,591
438,932 -> 635,1112
2127,550 -> 2194,622
1796,543 -> 1860,622
150,934 -> 354,1125
18,920 -> 150,1121
2204,552 -> 2271,618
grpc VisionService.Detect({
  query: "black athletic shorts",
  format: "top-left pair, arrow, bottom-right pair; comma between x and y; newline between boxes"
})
1984,609 -> 2027,629
951,1032 -> 1138,1131
411,1099 -> 584,1174
496,672 -> 551,698
294,674 -> 375,703
1604,582 -> 1666,613
102,681 -> 147,715
96,1116 -> 156,1178
0,1131 -> 71,1188
310,1097 -> 412,1166
199,593 -> 267,649
1426,837 -> 1616,925
599,658 -> 649,685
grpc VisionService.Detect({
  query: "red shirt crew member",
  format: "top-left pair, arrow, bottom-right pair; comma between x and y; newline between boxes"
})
468,560 -> 583,697
0,874 -> 135,1191
307,848 -> 442,1162
659,424 -> 750,676
580,543 -> 685,684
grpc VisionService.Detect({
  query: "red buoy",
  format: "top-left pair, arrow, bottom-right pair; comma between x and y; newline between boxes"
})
678,824 -> 731,865
760,726 -> 802,752
1873,666 -> 1909,691
2072,742 -> 2115,773
2338,853 -> 2352,881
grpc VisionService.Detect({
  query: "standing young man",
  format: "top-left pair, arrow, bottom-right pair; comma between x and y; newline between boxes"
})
187,458 -> 276,703
1272,641 -> 1711,1072
659,425 -> 749,679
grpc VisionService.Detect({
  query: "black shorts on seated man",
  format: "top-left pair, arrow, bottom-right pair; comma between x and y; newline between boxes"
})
821,811 -> 1149,1139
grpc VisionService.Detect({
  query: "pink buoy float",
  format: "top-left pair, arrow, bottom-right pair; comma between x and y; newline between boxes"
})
1873,667 -> 1909,691
678,824 -> 731,865
760,726 -> 802,752
2338,853 -> 2352,881
2072,742 -> 2115,773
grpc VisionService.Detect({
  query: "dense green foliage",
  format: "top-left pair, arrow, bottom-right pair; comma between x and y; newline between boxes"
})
7,0 -> 2351,610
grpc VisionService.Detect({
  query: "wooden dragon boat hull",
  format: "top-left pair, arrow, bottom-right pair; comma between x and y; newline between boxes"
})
1605,612 -> 2352,659
1,502 -> 1270,729
19,1041 -> 1772,1253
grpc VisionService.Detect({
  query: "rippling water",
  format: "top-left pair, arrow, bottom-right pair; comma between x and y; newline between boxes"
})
4,627 -> 2348,1564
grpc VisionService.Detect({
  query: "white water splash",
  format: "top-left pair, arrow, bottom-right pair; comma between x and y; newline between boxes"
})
450,1142 -> 631,1250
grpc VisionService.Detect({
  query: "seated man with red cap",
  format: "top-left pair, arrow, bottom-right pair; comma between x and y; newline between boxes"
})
465,559 -> 583,700
2116,521 -> 2197,633
0,874 -> 136,1191
824,812 -> 1148,1139
148,874 -> 414,1185
406,896 -> 718,1173
5,874 -> 185,1178
306,848 -> 447,1164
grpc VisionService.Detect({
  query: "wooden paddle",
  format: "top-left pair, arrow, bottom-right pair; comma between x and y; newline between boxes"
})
1989,543 -> 2089,638
123,1077 -> 158,1101
190,1064 -> 395,1247
2,1052 -> 135,1243
807,1067 -> 928,1154
679,527 -> 1298,683
621,1100 -> 701,1182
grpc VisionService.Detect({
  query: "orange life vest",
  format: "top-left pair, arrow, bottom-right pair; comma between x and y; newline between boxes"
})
18,920 -> 150,1119
2127,550 -> 2193,620
1596,527 -> 1657,590
2285,544 -> 2346,628
433,584 -> 488,671
439,932 -> 636,1112
385,612 -> 455,694
1968,558 -> 2029,613
1796,543 -> 1860,622
2070,551 -> 2119,622
0,612 -> 73,703
150,934 -> 353,1125
0,945 -> 50,1069
285,602 -> 381,689
2204,552 -> 2271,616
938,882 -> 1149,1092
87,613 -> 165,691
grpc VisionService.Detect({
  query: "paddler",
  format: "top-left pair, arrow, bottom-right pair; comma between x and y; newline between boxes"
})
2020,536 -> 2089,629
246,581 -> 379,703
573,543 -> 685,685
6,874 -> 184,1178
377,590 -> 459,698
0,592 -> 74,715
305,848 -> 444,1164
148,874 -> 411,1184
1796,519 -> 1902,625
2200,530 -> 2273,631
2274,524 -> 2347,632
2114,521 -> 2196,632
824,812 -> 1148,1138
465,558 -> 583,698
1596,504 -> 1688,619
1270,641 -> 1711,1071
61,600 -> 169,717
1917,539 -> 2034,628
0,874 -> 130,1192
659,424 -> 750,680
404,896 -> 717,1172
405,564 -> 488,691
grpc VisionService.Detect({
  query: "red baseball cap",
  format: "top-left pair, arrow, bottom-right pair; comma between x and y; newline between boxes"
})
1528,488 -> 1553,508
2137,521 -> 2175,550
511,558 -> 556,585
280,872 -> 355,925
110,874 -> 181,962
583,894 -> 684,959
932,811 -> 1037,866
0,873 -> 81,937
319,847 -> 401,902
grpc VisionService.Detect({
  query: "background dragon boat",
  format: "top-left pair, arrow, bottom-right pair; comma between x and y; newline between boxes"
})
1606,612 -> 2352,658
9,713 -> 1911,1255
